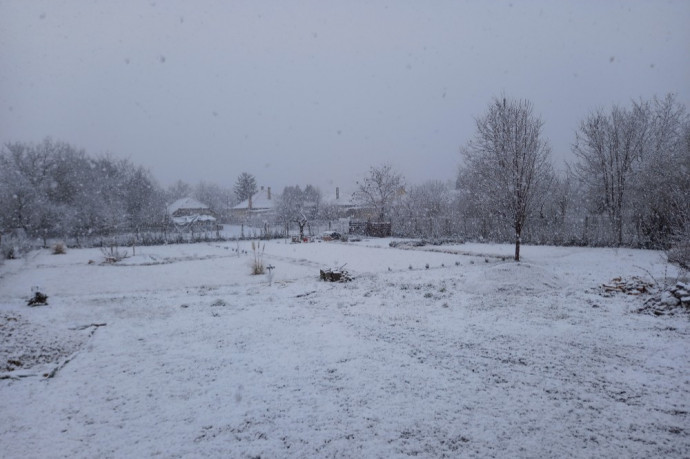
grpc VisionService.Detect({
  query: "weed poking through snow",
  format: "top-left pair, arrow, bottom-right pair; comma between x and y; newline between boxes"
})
251,241 -> 265,275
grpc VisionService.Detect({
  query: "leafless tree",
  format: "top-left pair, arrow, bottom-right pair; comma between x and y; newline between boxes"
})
395,180 -> 453,238
634,95 -> 689,247
572,94 -> 688,247
166,180 -> 192,202
276,185 -> 321,239
354,163 -> 405,221
193,181 -> 235,222
460,97 -> 553,261
572,100 -> 649,245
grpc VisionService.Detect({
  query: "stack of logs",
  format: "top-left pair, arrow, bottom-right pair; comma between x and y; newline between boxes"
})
656,282 -> 690,308
320,268 -> 352,282
639,282 -> 690,316
599,277 -> 654,297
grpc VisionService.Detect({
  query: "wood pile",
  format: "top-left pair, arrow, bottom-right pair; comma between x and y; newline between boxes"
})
27,292 -> 48,307
599,277 -> 654,297
320,267 -> 352,282
638,282 -> 690,316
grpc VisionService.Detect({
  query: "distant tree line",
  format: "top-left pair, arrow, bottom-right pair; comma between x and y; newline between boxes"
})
1,94 -> 687,261
0,138 -> 235,249
0,138 -> 164,246
333,94 -> 687,260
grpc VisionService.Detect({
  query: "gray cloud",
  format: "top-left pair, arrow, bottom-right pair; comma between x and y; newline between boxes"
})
1,0 -> 688,192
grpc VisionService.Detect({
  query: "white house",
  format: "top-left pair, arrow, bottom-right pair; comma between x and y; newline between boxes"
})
167,197 -> 217,228
231,186 -> 275,220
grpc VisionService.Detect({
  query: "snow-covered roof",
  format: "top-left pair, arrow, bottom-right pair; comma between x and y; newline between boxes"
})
167,197 -> 210,214
321,187 -> 358,207
233,188 -> 275,211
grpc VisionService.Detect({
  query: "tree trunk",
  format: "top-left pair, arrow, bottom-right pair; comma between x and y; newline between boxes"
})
514,224 -> 522,261
514,236 -> 521,261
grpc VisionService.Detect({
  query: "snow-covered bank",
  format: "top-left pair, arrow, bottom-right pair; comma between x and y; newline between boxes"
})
1,241 -> 688,458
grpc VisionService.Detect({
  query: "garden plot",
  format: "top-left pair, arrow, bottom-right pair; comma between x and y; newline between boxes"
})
0,240 -> 688,458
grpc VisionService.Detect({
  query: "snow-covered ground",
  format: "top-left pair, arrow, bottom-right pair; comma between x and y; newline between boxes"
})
1,239 -> 688,458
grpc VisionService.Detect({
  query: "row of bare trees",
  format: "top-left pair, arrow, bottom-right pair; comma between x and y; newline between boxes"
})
451,93 -> 689,260
241,94 -> 687,262
572,94 -> 689,247
364,94 -> 687,261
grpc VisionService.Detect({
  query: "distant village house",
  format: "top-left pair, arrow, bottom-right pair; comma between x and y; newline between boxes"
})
167,197 -> 217,231
231,186 -> 275,221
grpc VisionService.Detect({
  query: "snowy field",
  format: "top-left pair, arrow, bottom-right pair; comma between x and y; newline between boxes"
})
1,239 -> 688,458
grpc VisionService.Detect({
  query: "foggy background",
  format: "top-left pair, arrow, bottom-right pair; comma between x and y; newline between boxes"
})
1,0 -> 689,191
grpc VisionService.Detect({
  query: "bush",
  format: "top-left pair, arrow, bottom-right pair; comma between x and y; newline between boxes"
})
1,231 -> 32,260
1,244 -> 16,260
52,242 -> 66,255
667,228 -> 690,271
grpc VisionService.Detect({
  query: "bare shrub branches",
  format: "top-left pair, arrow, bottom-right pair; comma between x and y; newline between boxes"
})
251,241 -> 265,275
101,245 -> 129,263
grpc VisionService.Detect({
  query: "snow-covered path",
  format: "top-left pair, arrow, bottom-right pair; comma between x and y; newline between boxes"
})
1,240 -> 688,457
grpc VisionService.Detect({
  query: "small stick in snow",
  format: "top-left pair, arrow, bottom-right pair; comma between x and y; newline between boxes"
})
69,323 -> 107,331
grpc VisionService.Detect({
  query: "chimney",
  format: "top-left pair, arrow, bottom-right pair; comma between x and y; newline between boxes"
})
248,194 -> 253,210
267,186 -> 271,200
336,187 -> 340,200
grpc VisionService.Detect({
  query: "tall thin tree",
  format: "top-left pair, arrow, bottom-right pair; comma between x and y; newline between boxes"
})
460,97 -> 553,261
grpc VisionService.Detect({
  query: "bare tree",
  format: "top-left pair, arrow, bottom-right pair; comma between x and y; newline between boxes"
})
395,180 -> 452,238
276,185 -> 322,239
354,163 -> 405,221
166,180 -> 192,201
460,97 -> 553,261
633,95 -> 689,247
572,100 -> 650,246
193,181 -> 235,222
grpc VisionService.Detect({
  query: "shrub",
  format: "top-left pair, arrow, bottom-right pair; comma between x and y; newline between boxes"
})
667,231 -> 690,271
52,242 -> 66,255
1,231 -> 32,260
101,245 -> 129,263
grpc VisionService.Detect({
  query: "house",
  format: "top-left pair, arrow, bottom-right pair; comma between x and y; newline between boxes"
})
231,186 -> 275,221
167,197 -> 217,229
321,187 -> 363,219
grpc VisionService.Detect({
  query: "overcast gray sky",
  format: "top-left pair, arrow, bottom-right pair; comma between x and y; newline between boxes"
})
1,0 -> 689,193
